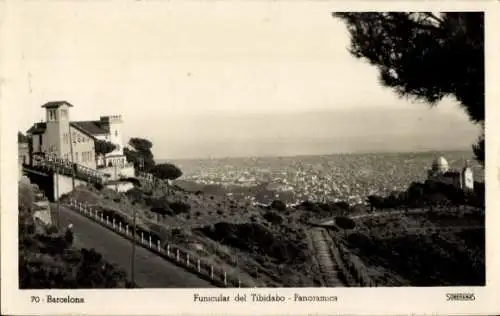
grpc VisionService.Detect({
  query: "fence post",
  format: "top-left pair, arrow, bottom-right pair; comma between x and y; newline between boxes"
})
167,244 -> 170,256
106,216 -> 109,225
210,266 -> 214,279
119,222 -> 122,231
224,271 -> 227,286
100,213 -> 103,221
186,254 -> 190,266
113,218 -> 116,229
197,259 -> 201,273
157,240 -> 161,251
141,232 -> 144,244
149,235 -> 152,248
238,279 -> 241,288
126,225 -> 129,235
176,249 -> 180,262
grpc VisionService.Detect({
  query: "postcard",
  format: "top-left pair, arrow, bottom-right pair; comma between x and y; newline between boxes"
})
1,0 -> 499,315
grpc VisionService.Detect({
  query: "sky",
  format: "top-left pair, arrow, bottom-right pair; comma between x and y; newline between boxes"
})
7,2 -> 480,159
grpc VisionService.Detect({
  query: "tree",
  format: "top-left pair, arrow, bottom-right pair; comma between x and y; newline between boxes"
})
126,187 -> 143,205
18,131 -> 30,143
149,198 -> 170,222
367,195 -> 384,212
335,216 -> 356,238
334,12 -> 484,164
129,138 -> 153,152
151,163 -> 183,195
270,199 -> 287,211
94,140 -> 116,167
125,137 -> 156,172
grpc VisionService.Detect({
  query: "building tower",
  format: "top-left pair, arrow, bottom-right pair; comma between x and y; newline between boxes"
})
42,101 -> 73,159
461,160 -> 474,190
99,115 -> 125,165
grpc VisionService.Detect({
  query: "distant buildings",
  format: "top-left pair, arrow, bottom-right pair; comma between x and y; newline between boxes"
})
427,156 -> 474,190
26,101 -> 127,170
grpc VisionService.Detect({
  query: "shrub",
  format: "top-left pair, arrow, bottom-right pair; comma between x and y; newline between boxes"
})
335,216 -> 356,230
263,211 -> 284,225
270,200 -> 287,211
168,201 -> 191,215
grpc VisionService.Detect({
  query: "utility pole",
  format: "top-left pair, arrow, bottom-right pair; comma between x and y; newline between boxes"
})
131,207 -> 137,286
68,125 -> 75,190
114,164 -> 118,192
56,166 -> 60,227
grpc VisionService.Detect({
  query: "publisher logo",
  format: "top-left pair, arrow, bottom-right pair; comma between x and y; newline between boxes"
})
446,293 -> 475,301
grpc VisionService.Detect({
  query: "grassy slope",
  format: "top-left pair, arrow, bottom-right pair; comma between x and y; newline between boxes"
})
338,209 -> 485,286
65,183 -> 321,287
65,180 -> 485,287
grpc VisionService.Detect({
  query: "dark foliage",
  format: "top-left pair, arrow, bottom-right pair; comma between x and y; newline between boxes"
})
334,12 -> 484,164
95,140 -> 116,159
196,222 -> 309,264
270,199 -> 287,211
18,131 -> 30,143
125,187 -> 144,205
19,228 -> 132,289
151,163 -> 183,181
263,211 -> 284,225
125,137 -> 156,172
347,229 -> 485,286
366,179 -> 484,211
129,138 -> 153,152
168,201 -> 191,215
334,216 -> 356,230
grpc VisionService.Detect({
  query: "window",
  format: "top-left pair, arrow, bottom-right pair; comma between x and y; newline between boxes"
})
75,152 -> 79,162
39,134 -> 43,147
49,109 -> 57,121
61,109 -> 68,119
115,130 -> 118,136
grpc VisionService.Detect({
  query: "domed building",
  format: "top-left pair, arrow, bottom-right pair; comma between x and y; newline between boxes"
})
427,156 -> 474,190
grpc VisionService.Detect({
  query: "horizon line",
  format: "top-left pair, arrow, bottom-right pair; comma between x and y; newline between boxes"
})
158,148 -> 474,162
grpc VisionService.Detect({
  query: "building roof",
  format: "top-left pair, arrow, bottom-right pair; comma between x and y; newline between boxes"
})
71,121 -> 108,135
26,120 -> 109,137
431,156 -> 449,172
41,101 -> 74,108
26,122 -> 47,135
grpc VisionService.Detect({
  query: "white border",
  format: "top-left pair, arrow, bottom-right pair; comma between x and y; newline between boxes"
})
2,1 -> 499,315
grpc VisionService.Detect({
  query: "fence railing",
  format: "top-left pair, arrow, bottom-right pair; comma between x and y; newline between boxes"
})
65,198 -> 251,288
29,157 -> 104,184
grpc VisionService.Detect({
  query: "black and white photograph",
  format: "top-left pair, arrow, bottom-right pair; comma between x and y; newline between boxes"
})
1,1 -> 496,315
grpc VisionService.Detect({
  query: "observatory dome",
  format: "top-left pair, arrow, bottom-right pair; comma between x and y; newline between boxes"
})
432,156 -> 449,173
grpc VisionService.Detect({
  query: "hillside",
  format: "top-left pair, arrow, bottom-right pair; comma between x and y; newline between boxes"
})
61,177 -> 485,287
18,182 -> 135,289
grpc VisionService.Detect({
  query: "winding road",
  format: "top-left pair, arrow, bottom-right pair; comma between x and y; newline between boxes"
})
53,204 -> 214,288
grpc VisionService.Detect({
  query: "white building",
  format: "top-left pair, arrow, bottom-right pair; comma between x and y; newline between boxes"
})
427,156 -> 474,190
26,101 -> 132,178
